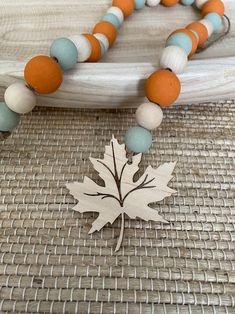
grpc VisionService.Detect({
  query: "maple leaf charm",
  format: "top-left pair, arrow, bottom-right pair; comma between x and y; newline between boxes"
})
66,136 -> 177,252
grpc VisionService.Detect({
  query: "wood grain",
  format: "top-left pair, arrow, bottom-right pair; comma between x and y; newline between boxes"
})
0,0 -> 234,108
66,136 -> 176,251
1,57 -> 235,108
0,0 -> 234,62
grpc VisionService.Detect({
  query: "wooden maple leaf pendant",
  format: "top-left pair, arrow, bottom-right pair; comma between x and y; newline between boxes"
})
66,136 -> 177,252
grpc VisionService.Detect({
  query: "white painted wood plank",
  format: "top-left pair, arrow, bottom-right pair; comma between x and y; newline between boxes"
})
1,57 -> 235,108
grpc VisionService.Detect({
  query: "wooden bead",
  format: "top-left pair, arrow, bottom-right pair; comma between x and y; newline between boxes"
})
125,126 -> 152,153
135,0 -> 146,10
201,0 -> 225,17
145,69 -> 181,107
136,102 -> 163,130
159,46 -> 188,74
107,6 -> 124,24
180,0 -> 195,5
4,82 -> 37,114
102,13 -> 121,29
112,0 -> 134,18
0,101 -> 20,131
83,34 -> 101,62
94,33 -> 109,55
161,0 -> 179,6
200,19 -> 214,37
50,38 -> 78,71
69,34 -> 92,62
205,12 -> 223,32
146,0 -> 160,6
166,32 -> 192,56
169,28 -> 198,58
186,22 -> 208,47
93,21 -> 117,47
195,0 -> 207,9
24,55 -> 63,94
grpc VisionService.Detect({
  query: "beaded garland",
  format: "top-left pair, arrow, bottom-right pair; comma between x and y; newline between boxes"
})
0,0 -> 225,154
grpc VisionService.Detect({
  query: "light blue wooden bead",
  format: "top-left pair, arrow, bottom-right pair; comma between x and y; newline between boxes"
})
166,32 -> 192,56
99,41 -> 106,56
125,126 -> 152,153
0,102 -> 20,131
180,0 -> 194,5
135,0 -> 146,9
50,38 -> 78,71
205,13 -> 222,32
102,13 -> 121,29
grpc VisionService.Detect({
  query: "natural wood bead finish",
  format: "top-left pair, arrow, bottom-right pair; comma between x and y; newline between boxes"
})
195,0 -> 208,9
69,34 -> 92,62
159,46 -> 188,74
146,0 -> 161,6
200,19 -> 214,37
94,33 -> 109,54
4,82 -> 36,114
107,6 -> 124,24
136,102 -> 163,130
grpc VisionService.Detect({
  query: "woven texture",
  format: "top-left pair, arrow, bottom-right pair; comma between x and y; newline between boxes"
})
0,101 -> 235,314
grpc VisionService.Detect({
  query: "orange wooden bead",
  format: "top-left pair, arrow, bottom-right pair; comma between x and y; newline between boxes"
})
83,34 -> 101,62
161,0 -> 179,7
201,0 -> 225,17
112,0 -> 134,18
169,28 -> 198,58
145,69 -> 181,108
186,22 -> 208,47
24,55 -> 63,94
93,21 -> 117,47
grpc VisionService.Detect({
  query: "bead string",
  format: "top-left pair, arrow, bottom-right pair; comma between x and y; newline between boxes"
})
0,0 -> 226,155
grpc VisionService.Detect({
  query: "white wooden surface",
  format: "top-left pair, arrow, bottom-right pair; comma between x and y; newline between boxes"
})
0,0 -> 234,108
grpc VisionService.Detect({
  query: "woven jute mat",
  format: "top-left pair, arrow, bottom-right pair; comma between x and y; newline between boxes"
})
0,101 -> 234,314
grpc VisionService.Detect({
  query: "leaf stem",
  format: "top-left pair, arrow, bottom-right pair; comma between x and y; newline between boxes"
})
115,213 -> 125,252
111,141 -> 124,206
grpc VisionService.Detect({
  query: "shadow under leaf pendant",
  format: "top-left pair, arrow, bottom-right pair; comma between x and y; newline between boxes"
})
0,1 -> 229,250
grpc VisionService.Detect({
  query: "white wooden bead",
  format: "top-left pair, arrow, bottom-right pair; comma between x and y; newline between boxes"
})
195,0 -> 208,9
146,0 -> 160,7
94,33 -> 109,54
191,30 -> 199,43
136,102 -> 163,130
4,82 -> 37,114
69,34 -> 91,62
200,19 -> 214,37
107,6 -> 124,24
159,46 -> 188,74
